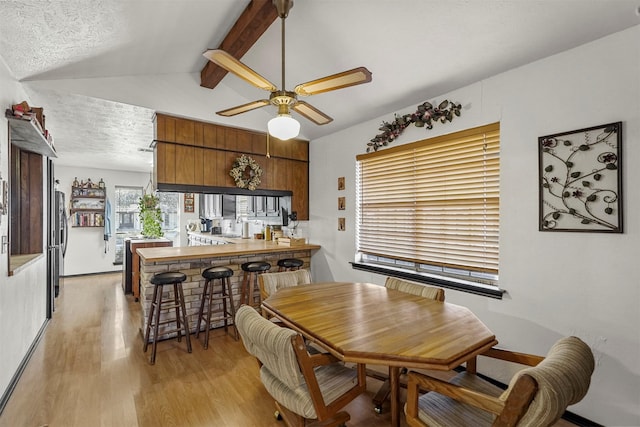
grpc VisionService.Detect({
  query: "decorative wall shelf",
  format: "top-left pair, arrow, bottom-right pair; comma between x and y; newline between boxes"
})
7,116 -> 57,158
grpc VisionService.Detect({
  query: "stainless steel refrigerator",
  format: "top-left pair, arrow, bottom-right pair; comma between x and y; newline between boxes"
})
47,188 -> 68,317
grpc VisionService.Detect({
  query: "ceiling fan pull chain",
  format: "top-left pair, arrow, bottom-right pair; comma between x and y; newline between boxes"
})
281,14 -> 286,90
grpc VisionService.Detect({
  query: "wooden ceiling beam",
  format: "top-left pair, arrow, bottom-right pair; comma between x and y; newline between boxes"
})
200,0 -> 278,89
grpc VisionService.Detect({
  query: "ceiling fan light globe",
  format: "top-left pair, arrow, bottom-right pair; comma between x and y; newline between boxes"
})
268,114 -> 300,140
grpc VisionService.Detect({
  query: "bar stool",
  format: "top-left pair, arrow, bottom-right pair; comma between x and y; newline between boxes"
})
240,261 -> 271,308
143,271 -> 192,365
277,258 -> 304,271
196,266 -> 238,348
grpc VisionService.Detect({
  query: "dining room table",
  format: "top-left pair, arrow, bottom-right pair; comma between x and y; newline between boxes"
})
261,281 -> 498,427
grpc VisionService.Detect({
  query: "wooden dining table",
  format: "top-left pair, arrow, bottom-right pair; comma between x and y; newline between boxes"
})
261,281 -> 498,427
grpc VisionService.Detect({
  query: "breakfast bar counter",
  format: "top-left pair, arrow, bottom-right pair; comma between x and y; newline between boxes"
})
135,240 -> 320,339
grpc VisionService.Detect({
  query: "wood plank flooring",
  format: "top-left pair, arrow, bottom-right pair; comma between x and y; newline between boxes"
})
0,273 -> 576,427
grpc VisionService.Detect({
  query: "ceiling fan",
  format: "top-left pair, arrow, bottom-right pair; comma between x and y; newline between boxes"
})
203,0 -> 372,140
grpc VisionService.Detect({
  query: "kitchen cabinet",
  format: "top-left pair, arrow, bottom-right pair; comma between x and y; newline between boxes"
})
125,238 -> 173,300
152,113 -> 310,220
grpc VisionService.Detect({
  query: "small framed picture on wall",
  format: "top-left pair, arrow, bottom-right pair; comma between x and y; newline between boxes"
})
184,193 -> 194,213
338,197 -> 345,210
337,177 -> 345,190
338,217 -> 346,231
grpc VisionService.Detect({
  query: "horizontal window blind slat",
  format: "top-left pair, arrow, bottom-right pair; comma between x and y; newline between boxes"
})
357,122 -> 500,275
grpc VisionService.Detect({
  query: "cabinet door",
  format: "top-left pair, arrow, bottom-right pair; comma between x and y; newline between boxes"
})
175,145 -> 195,185
202,148 -> 218,186
290,139 -> 309,161
203,123 -> 218,148
175,118 -> 195,145
291,160 -> 309,220
270,138 -> 292,159
270,157 -> 291,191
252,132 -> 267,156
157,115 -> 176,142
236,130 -> 252,153
193,147 -> 204,185
155,142 -> 176,184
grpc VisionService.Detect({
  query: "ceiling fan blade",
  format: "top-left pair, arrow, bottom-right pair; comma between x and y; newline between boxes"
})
203,49 -> 277,91
294,66 -> 372,96
292,101 -> 333,125
217,100 -> 270,117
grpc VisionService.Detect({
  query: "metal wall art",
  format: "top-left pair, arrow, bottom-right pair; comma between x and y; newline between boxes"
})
539,122 -> 622,233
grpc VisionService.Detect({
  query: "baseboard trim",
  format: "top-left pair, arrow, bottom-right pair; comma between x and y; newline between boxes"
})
0,319 -> 49,415
63,270 -> 121,278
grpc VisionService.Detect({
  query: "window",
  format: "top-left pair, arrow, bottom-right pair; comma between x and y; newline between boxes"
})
157,192 -> 179,244
114,186 -> 143,264
113,188 -> 181,263
355,123 -> 501,296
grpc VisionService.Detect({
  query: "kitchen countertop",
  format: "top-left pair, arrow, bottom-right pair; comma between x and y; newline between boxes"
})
137,239 -> 320,263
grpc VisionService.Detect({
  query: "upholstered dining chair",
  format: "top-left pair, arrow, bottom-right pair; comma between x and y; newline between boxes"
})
370,277 -> 447,413
384,277 -> 445,301
405,336 -> 595,427
258,269 -> 312,318
235,305 -> 367,427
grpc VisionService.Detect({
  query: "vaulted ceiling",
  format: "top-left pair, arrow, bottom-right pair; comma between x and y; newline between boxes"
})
1,1 -> 638,172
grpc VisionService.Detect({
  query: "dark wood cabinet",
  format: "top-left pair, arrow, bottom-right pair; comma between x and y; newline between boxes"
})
153,113 -> 310,219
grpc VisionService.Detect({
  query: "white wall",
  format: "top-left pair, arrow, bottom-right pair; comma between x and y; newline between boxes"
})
0,59 -> 48,404
55,165 -> 152,275
308,25 -> 640,426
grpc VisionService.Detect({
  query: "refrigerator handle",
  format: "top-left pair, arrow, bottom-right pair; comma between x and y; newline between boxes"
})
62,211 -> 68,257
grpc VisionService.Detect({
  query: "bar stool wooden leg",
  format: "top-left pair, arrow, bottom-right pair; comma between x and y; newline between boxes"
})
173,283 -> 182,343
150,286 -> 163,364
204,279 -> 216,349
143,283 -> 160,354
177,283 -> 192,353
224,277 -> 239,340
240,272 -> 249,305
195,279 -> 210,340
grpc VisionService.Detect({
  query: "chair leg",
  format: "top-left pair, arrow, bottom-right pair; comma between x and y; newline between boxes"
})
173,283 -> 182,343
196,279 -> 210,339
275,400 -> 350,427
177,283 -> 192,353
143,284 -> 160,353
150,286 -> 163,364
247,273 -> 255,307
224,277 -> 239,340
203,278 -> 215,349
240,272 -> 249,305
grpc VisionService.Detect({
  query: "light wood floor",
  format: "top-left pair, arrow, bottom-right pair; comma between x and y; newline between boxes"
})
0,273 -> 576,427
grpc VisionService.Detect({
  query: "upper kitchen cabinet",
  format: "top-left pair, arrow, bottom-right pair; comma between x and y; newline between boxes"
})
152,113 -> 309,220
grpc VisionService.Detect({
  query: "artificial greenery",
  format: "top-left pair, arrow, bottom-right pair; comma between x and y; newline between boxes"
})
139,193 -> 164,238
367,100 -> 462,152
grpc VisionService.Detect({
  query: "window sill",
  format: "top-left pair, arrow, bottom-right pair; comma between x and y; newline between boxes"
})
350,262 -> 504,299
9,253 -> 44,276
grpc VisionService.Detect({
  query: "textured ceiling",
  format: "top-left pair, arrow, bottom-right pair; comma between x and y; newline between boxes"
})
1,0 -> 638,173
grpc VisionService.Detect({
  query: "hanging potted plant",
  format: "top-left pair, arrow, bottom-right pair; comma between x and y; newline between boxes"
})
139,193 -> 164,238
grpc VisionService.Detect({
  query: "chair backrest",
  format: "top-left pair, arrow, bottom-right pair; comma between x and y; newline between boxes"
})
259,269 -> 312,301
235,305 -> 304,389
384,277 -> 445,301
502,336 -> 595,426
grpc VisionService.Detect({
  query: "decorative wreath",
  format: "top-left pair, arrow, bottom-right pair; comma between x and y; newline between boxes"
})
230,154 -> 263,190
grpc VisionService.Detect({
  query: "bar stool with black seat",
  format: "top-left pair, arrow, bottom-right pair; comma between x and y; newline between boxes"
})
277,258 -> 303,272
143,271 -> 192,365
240,261 -> 271,308
196,266 -> 238,348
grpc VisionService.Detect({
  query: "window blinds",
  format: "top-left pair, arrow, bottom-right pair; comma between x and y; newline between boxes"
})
356,123 -> 500,274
